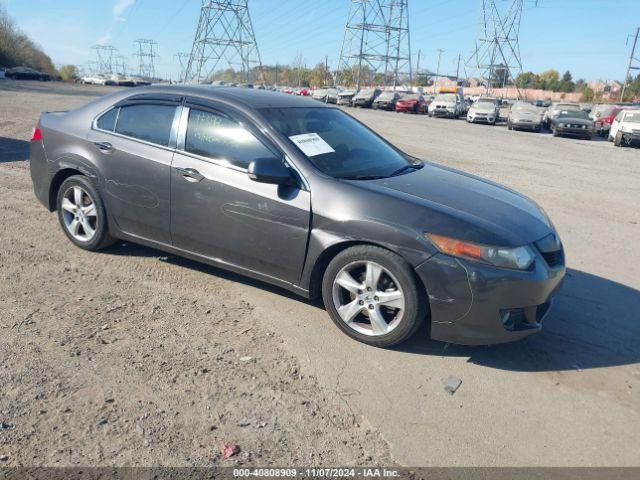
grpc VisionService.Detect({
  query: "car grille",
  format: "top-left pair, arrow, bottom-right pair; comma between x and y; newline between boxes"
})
541,250 -> 563,268
535,233 -> 564,268
566,124 -> 586,129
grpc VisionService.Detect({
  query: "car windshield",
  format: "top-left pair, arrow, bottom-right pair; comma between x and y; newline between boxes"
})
625,112 -> 640,122
555,104 -> 580,111
434,94 -> 456,102
512,102 -> 537,113
401,94 -> 420,100
356,89 -> 376,99
260,107 -> 417,180
558,110 -> 589,119
475,99 -> 496,107
377,91 -> 396,100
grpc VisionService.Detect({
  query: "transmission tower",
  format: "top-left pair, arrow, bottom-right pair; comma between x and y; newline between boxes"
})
114,55 -> 128,76
174,52 -> 190,83
337,0 -> 412,89
91,45 -> 119,74
184,0 -> 263,84
467,0 -> 523,95
620,27 -> 640,101
134,39 -> 159,79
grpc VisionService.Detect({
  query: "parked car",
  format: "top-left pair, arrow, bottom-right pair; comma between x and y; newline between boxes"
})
337,89 -> 356,106
372,91 -> 402,111
325,88 -> 341,104
295,88 -> 311,96
428,92 -> 464,118
610,109 -> 640,147
594,105 -> 627,137
507,102 -> 544,132
543,102 -> 581,129
353,88 -> 381,108
29,86 -> 565,347
550,109 -> 594,140
312,88 -> 329,102
6,66 -> 50,81
466,97 -> 500,125
395,93 -> 429,114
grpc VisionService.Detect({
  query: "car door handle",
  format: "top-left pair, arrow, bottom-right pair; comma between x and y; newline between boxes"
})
94,141 -> 114,153
175,166 -> 204,182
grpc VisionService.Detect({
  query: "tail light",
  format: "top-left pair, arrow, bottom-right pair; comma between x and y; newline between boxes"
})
31,127 -> 42,142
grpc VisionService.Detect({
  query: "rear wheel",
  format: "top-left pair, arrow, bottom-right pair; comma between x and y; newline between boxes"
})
56,175 -> 115,251
322,245 -> 426,347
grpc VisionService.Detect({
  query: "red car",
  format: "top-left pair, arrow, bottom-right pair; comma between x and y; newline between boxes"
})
594,105 -> 629,137
395,93 -> 429,114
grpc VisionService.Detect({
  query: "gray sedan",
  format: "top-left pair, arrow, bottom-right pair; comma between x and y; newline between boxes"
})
29,86 -> 565,347
508,102 -> 544,132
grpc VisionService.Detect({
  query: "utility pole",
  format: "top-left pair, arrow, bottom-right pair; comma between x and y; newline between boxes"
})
455,53 -> 462,84
275,63 -> 278,86
467,0 -> 524,97
621,27 -> 640,102
134,39 -> 159,79
325,55 -> 329,86
435,48 -> 444,92
415,49 -> 421,88
338,0 -> 412,89
184,0 -> 263,84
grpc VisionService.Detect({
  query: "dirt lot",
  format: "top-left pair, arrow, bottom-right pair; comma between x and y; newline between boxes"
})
0,80 -> 639,467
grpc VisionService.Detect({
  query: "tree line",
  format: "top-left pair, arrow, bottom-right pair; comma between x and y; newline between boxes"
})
0,6 -> 57,76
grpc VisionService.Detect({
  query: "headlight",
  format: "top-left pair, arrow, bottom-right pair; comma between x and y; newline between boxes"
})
426,233 -> 536,270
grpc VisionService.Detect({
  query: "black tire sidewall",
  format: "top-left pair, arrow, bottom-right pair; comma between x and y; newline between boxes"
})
56,175 -> 111,251
321,245 -> 426,347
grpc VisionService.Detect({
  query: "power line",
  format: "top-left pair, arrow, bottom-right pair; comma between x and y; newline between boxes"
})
337,0 -> 412,89
184,0 -> 263,84
466,0 -> 524,96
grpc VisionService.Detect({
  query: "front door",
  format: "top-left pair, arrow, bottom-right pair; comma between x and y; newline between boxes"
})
170,104 -> 310,285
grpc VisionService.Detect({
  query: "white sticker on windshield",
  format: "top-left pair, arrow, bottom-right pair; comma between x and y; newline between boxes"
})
289,133 -> 335,157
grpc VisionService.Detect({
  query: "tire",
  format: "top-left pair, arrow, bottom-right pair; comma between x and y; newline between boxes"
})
552,127 -> 559,137
56,175 -> 115,251
321,245 -> 426,347
614,132 -> 623,147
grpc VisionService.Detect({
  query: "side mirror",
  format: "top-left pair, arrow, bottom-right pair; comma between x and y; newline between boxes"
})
247,157 -> 293,185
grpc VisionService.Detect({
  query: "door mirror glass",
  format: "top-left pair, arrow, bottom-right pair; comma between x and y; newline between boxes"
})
247,157 -> 293,185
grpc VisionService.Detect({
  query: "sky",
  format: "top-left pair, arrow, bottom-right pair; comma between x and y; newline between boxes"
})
3,0 -> 640,82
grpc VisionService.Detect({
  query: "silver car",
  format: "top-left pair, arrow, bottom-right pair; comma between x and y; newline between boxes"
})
507,102 -> 544,132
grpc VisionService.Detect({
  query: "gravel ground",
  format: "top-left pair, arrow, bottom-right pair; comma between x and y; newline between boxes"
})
0,80 -> 639,467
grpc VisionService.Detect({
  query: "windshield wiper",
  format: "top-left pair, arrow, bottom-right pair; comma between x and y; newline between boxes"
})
389,162 -> 424,177
340,175 -> 388,180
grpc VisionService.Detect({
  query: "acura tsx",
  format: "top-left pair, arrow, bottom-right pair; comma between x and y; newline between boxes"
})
29,86 -> 565,347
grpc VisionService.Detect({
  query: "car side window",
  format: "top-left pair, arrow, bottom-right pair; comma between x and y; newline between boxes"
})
114,104 -> 177,147
185,108 -> 275,169
96,108 -> 118,132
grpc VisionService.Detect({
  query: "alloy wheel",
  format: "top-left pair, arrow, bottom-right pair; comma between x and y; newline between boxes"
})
60,185 -> 98,242
331,260 -> 405,336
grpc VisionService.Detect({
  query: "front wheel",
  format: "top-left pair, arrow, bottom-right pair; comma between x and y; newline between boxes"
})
322,246 -> 426,347
614,132 -> 624,147
56,175 -> 115,251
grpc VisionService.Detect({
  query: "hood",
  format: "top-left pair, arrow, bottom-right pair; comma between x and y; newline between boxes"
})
470,104 -> 496,114
557,117 -> 592,126
511,110 -> 540,120
350,163 -> 552,247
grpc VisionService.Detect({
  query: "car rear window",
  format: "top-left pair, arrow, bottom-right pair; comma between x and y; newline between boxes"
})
96,108 -> 118,132
115,104 -> 177,146
185,108 -> 274,169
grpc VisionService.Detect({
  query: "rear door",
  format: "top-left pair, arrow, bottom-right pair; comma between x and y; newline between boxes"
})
170,100 -> 310,284
87,95 -> 182,244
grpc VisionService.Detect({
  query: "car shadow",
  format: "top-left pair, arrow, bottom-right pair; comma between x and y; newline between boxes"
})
398,268 -> 640,371
0,137 -> 29,163
102,241 -> 639,372
103,241 -> 324,307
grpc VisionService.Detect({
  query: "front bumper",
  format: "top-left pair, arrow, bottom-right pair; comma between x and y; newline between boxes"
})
467,113 -> 496,124
511,120 -> 542,130
432,108 -> 456,118
374,102 -> 395,110
415,249 -> 565,345
556,126 -> 593,138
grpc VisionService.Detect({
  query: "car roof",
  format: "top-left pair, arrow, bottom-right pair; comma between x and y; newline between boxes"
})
120,85 -> 327,110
